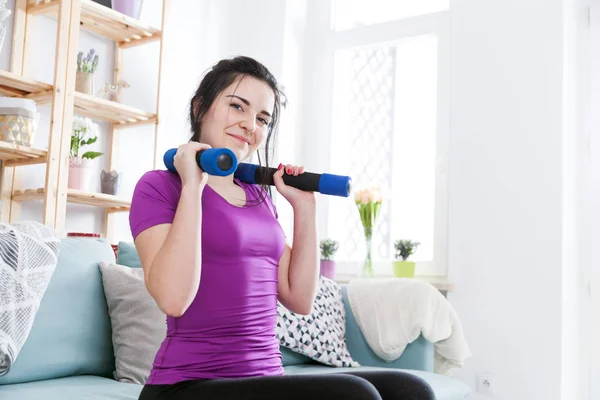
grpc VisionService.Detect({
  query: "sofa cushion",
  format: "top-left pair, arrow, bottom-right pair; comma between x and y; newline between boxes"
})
0,220 -> 60,376
99,261 -> 165,384
284,364 -> 471,400
117,241 -> 142,268
0,238 -> 116,385
0,375 -> 142,399
276,276 -> 359,367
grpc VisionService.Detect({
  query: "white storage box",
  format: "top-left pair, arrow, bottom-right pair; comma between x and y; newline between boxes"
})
0,98 -> 38,147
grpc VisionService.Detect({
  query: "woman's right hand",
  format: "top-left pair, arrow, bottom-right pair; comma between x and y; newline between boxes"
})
173,142 -> 211,187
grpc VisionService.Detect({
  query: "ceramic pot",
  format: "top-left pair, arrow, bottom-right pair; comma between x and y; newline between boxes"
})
100,169 -> 122,195
392,261 -> 416,278
68,158 -> 92,191
75,72 -> 95,95
320,259 -> 336,280
112,0 -> 143,19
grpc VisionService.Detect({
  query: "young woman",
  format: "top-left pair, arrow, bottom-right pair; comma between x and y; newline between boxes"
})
130,56 -> 436,400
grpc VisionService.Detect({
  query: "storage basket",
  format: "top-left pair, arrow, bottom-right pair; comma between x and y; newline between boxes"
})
0,98 -> 38,147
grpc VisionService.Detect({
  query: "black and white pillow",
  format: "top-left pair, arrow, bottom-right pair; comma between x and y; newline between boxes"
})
276,276 -> 359,367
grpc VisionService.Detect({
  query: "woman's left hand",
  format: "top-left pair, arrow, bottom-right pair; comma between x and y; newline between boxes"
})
273,163 -> 316,210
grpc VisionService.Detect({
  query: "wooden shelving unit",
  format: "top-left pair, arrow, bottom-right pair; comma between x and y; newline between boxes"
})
0,0 -> 169,240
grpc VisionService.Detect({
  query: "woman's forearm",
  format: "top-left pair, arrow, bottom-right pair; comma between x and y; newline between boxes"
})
287,203 -> 319,312
147,183 -> 203,317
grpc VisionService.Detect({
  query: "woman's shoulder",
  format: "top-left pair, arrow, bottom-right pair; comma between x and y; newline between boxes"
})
130,170 -> 181,239
135,169 -> 181,189
133,169 -> 182,204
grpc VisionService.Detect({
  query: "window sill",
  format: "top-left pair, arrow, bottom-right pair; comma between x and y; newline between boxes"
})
333,272 -> 454,293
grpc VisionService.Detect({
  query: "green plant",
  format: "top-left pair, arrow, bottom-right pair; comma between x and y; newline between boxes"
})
77,48 -> 99,73
393,239 -> 420,261
70,116 -> 103,160
320,239 -> 339,261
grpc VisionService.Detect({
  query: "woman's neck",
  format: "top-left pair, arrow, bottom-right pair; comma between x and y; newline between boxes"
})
206,174 -> 236,189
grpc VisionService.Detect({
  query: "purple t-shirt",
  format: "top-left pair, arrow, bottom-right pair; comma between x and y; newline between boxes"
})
129,170 -> 286,384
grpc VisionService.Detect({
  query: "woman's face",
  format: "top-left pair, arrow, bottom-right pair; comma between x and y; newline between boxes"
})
199,75 -> 275,162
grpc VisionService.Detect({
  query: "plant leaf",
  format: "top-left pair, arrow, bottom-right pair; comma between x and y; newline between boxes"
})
81,151 -> 103,160
81,136 -> 98,146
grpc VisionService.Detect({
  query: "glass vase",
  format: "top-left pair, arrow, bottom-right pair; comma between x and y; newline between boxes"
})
361,227 -> 374,278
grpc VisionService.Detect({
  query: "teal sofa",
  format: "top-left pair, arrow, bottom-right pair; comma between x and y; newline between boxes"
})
0,237 -> 470,399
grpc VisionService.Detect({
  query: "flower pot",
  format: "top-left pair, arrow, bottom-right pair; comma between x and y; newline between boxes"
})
68,158 -> 92,191
320,260 -> 336,280
76,71 -> 95,95
100,169 -> 122,195
112,0 -> 143,19
392,261 -> 416,278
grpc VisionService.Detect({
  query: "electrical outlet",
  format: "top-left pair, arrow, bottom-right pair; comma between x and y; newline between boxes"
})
476,372 -> 496,396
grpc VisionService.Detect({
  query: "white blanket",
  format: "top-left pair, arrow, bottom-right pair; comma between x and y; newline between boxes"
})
347,278 -> 471,376
0,221 -> 60,376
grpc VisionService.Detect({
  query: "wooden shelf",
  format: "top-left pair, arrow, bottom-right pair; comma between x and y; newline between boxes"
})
12,188 -> 131,210
28,0 -> 162,47
74,92 -> 156,126
0,141 -> 47,166
0,69 -> 53,103
0,69 -> 155,125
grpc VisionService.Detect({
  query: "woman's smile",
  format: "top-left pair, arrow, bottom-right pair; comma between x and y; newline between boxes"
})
226,132 -> 251,145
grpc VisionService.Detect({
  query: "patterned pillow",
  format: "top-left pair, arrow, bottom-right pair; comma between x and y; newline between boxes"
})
276,276 -> 359,367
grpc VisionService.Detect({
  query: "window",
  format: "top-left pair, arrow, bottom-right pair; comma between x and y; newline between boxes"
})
332,0 -> 450,31
325,1 -> 450,276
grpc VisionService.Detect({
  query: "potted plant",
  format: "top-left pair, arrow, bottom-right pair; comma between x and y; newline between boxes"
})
319,238 -> 339,280
76,48 -> 99,95
68,116 -> 103,191
392,239 -> 420,278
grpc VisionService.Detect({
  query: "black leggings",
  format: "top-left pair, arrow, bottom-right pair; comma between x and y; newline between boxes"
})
138,370 -> 436,400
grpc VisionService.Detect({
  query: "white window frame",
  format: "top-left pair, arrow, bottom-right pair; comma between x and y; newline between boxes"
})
300,0 -> 450,277
590,4 -> 600,399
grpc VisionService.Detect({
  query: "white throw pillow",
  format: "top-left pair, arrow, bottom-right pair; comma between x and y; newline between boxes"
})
276,276 -> 359,368
98,262 -> 165,384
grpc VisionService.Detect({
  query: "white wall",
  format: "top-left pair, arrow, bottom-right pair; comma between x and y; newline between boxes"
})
447,0 -> 591,399
561,1 -> 591,399
0,0 -> 207,242
589,3 -> 600,399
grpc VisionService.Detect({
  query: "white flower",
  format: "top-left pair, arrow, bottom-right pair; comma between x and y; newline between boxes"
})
72,116 -> 97,136
354,186 -> 383,205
